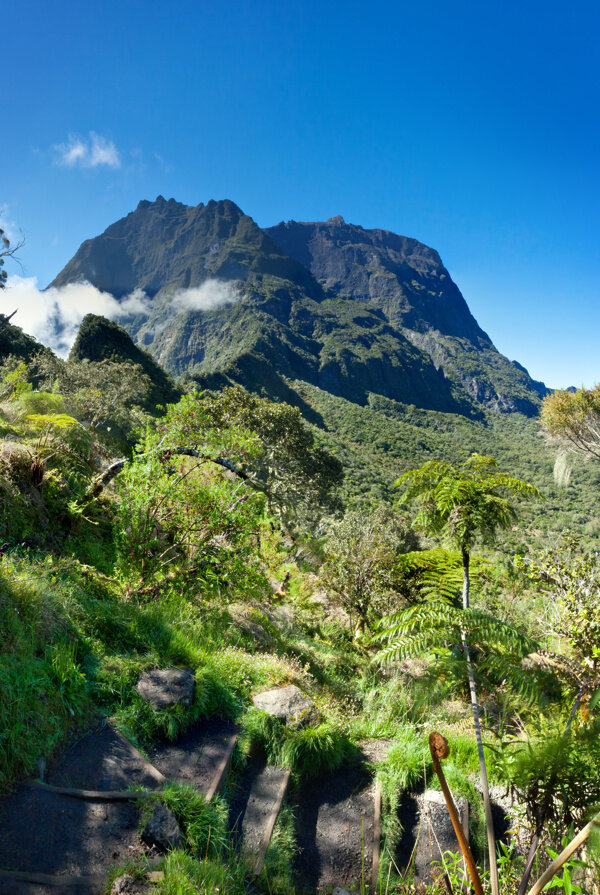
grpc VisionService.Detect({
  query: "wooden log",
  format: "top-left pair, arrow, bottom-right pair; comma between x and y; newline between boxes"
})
205,732 -> 238,802
253,768 -> 291,875
28,781 -> 155,801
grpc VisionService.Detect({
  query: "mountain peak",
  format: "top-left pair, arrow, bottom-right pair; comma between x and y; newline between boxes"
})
50,196 -> 548,417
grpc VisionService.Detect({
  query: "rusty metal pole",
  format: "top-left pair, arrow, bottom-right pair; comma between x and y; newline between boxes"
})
429,732 -> 484,895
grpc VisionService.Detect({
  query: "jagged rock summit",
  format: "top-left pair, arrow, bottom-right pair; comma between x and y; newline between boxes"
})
49,197 -> 547,417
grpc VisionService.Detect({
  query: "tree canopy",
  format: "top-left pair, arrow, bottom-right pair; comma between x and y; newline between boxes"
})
396,453 -> 542,558
322,506 -> 418,636
541,384 -> 600,462
162,386 -> 344,533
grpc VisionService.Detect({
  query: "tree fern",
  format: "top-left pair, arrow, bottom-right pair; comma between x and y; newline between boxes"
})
392,453 -> 541,895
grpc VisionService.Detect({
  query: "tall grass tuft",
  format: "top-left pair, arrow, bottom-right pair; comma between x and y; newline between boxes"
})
281,723 -> 356,779
239,707 -> 356,780
151,783 -> 229,858
154,850 -> 248,895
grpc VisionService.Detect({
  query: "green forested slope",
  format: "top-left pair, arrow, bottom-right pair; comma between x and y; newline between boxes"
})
293,381 -> 600,549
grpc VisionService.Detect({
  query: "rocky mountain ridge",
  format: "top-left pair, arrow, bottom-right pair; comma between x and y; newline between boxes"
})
49,197 -> 547,417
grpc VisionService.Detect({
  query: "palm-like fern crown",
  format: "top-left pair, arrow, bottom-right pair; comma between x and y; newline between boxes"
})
395,453 -> 542,552
375,549 -> 541,703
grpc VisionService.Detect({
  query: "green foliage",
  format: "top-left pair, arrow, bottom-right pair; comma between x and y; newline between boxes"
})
153,850 -> 248,895
166,386 -> 344,533
396,547 -> 492,606
239,707 -> 355,780
376,600 -> 541,706
523,537 -> 600,676
489,715 -> 600,829
0,360 -> 31,400
541,384 -> 600,462
281,723 -> 356,779
542,833 -> 589,893
114,429 -> 267,594
376,725 -> 430,871
322,505 -> 419,633
68,313 -> 182,411
294,383 -> 597,552
396,453 -> 542,554
32,352 -> 153,442
151,783 -> 228,857
0,557 -> 94,789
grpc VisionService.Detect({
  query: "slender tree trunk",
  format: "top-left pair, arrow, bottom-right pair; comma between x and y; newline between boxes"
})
461,548 -> 499,895
462,548 -> 470,609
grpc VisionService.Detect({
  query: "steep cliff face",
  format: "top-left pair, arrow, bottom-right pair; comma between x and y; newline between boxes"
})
266,216 -> 488,342
49,197 -> 546,417
266,217 -> 547,415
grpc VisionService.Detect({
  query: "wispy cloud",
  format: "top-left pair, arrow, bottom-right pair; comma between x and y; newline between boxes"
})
53,132 -> 121,169
172,280 -> 239,311
4,277 -> 241,357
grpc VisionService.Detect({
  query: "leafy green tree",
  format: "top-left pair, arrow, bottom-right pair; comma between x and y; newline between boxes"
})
524,537 -> 600,680
115,428 -> 267,593
385,453 -> 541,895
396,454 -> 541,609
541,385 -> 600,461
322,506 -> 418,638
163,387 -> 344,534
33,354 -> 152,441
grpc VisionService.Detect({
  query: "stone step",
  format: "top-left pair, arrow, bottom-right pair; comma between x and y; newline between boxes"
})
148,718 -> 238,800
231,760 -> 291,875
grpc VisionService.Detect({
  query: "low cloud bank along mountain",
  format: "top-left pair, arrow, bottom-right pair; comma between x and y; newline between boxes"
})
3,276 -> 241,357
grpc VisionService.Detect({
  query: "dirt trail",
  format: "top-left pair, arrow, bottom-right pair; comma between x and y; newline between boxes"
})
0,720 -> 379,894
0,722 -> 162,895
0,719 -> 237,894
147,718 -> 237,797
293,764 -> 375,893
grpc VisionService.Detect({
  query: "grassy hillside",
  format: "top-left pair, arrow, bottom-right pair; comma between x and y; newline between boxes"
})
0,347 -> 598,893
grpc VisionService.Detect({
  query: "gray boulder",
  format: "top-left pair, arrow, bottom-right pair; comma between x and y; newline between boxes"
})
141,803 -> 185,851
136,668 -> 195,709
252,684 -> 319,728
406,789 -> 469,883
110,876 -> 148,895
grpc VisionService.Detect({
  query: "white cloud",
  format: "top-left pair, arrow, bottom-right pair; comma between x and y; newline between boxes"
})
172,280 -> 240,311
3,277 -> 240,358
4,276 -> 148,357
53,132 -> 121,169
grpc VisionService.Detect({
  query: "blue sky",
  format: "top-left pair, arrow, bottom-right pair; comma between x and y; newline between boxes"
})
3,0 -> 599,388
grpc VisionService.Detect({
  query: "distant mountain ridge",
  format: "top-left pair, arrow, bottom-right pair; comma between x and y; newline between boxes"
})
49,196 -> 547,418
